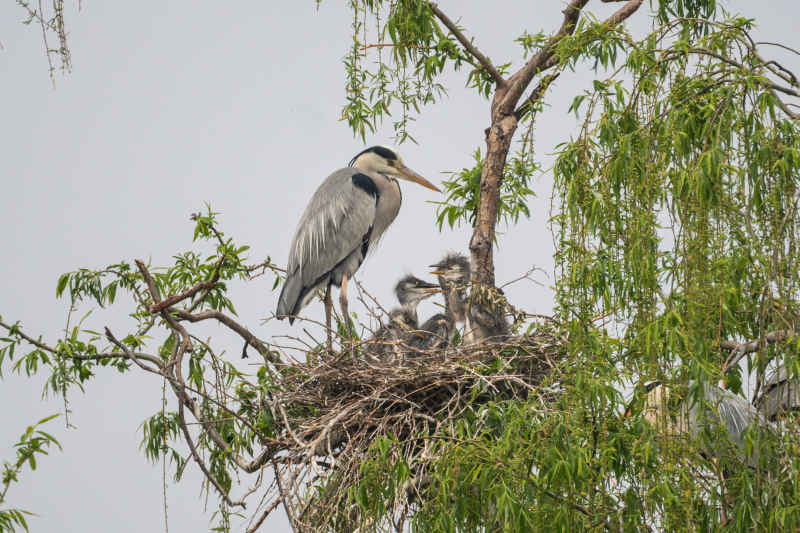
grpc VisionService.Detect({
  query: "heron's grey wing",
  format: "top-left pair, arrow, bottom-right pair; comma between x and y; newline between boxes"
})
412,313 -> 451,352
277,168 -> 376,318
684,384 -> 763,465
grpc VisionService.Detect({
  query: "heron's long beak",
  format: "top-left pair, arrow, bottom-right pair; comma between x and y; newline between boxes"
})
397,165 -> 441,192
415,279 -> 441,293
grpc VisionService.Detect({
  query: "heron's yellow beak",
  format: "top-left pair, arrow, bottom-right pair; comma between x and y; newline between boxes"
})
397,165 -> 441,192
423,287 -> 441,293
430,269 -> 444,276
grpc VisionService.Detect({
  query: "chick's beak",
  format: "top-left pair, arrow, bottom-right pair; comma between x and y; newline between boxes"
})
416,279 -> 440,291
397,165 -> 441,192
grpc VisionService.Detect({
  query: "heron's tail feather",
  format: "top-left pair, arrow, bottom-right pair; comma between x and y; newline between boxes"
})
276,269 -> 304,325
277,269 -> 328,325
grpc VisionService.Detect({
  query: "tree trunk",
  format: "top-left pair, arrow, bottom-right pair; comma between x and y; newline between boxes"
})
470,105 -> 518,287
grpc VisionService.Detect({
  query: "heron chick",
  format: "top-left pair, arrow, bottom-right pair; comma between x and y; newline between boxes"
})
413,253 -> 471,352
276,146 -> 440,348
430,253 -> 470,324
365,275 -> 439,362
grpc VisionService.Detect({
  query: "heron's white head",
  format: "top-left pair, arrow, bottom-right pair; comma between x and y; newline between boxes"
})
350,146 -> 441,192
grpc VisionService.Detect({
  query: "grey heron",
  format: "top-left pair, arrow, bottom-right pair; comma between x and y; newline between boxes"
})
430,254 -> 470,322
412,253 -> 471,352
275,146 -> 440,345
756,364 -> 800,420
429,253 -> 509,345
411,313 -> 453,353
364,275 -> 439,362
642,380 -> 766,467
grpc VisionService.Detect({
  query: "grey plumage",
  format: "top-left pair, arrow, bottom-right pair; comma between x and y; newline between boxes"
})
644,381 -> 766,466
465,293 -> 510,344
430,253 -> 470,324
364,308 -> 417,363
276,146 -> 439,328
277,167 -> 394,320
364,275 -> 439,362
756,364 -> 800,420
412,254 -> 471,352
393,274 -> 439,327
411,312 -> 452,352
429,252 -> 509,345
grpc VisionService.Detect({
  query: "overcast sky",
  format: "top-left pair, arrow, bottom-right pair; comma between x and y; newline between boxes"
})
1,1 -> 798,531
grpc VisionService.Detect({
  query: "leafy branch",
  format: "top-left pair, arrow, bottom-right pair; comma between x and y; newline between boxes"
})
0,415 -> 62,533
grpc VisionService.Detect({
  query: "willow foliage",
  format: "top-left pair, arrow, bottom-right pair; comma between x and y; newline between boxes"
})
346,9 -> 800,533
7,1 -> 800,532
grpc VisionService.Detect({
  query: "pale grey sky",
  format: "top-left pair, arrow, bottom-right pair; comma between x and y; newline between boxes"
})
1,1 -> 797,531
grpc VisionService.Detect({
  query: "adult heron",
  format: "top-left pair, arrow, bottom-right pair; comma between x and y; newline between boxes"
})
641,380 -> 766,467
756,364 -> 800,420
365,275 -> 439,362
276,146 -> 440,345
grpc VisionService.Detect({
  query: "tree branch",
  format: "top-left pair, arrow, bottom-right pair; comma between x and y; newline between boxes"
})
599,0 -> 644,27
500,0 -> 589,114
502,0 -> 643,114
428,2 -> 506,87
150,259 -> 222,313
514,71 -> 561,119
720,330 -> 795,373
0,319 -> 164,371
0,319 -> 56,354
174,309 -> 281,365
176,401 -> 246,508
104,327 -> 162,374
135,259 -> 193,365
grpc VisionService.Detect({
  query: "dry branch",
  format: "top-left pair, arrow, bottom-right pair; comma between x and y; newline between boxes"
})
256,324 -> 568,530
721,330 -> 796,373
150,279 -> 218,312
428,2 -> 506,87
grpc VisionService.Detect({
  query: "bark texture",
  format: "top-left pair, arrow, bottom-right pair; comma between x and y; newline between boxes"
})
430,0 -> 644,287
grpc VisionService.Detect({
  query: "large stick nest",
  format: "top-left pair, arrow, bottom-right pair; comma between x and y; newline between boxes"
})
260,322 -> 568,531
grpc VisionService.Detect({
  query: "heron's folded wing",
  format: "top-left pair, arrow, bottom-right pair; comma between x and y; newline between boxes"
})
288,168 -> 377,289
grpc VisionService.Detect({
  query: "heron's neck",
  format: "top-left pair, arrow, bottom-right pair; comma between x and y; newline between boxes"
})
400,302 -> 419,327
443,282 -> 467,323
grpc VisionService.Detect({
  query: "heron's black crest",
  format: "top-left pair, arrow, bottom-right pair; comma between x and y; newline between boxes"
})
352,173 -> 379,198
349,146 -> 398,167
643,381 -> 662,393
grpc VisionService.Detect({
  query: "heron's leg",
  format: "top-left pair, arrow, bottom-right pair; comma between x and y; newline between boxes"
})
340,273 -> 352,339
324,283 -> 333,352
